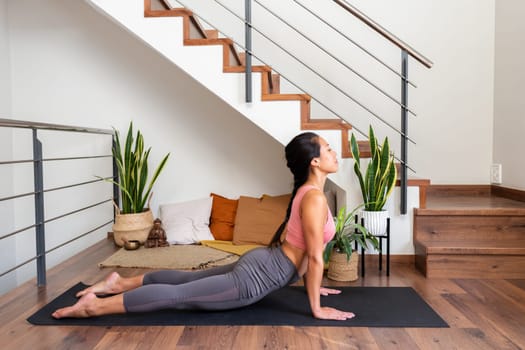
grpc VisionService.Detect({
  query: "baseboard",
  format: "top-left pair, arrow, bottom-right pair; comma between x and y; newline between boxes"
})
363,254 -> 414,265
491,185 -> 525,203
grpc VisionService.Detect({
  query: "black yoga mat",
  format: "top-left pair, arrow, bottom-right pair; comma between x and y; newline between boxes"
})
27,283 -> 448,328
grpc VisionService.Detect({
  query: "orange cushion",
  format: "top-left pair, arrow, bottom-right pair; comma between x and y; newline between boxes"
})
232,193 -> 291,245
209,193 -> 239,241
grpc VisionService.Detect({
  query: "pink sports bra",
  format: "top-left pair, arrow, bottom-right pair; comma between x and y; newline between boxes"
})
285,185 -> 335,250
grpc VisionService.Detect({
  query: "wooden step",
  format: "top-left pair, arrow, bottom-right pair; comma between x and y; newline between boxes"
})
414,187 -> 525,278
416,240 -> 525,255
415,239 -> 525,278
414,210 -> 525,241
416,253 -> 525,279
184,38 -> 242,67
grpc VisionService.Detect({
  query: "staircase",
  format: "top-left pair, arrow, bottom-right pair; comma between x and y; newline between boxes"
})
414,185 -> 525,278
86,0 -> 394,197
143,0 -> 360,158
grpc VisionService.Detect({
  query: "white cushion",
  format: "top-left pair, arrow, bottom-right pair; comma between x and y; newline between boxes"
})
160,197 -> 214,244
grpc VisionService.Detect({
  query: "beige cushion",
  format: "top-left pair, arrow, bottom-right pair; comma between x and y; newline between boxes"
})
232,193 -> 291,245
160,197 -> 214,244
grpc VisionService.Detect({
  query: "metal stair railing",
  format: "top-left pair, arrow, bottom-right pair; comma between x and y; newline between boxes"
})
214,0 -> 416,145
172,0 -> 432,214
0,119 -> 116,287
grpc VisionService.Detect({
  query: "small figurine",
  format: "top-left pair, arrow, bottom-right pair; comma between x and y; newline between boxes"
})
145,218 -> 169,248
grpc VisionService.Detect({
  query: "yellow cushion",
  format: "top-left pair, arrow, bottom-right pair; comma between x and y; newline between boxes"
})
200,240 -> 261,256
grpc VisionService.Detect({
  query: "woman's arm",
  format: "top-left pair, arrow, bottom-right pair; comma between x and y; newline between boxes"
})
301,190 -> 354,321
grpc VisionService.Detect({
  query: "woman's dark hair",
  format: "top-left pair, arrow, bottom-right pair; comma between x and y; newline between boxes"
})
268,132 -> 320,246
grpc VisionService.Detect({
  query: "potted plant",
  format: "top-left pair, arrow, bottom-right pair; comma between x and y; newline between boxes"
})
350,125 -> 397,236
323,205 -> 380,281
106,122 -> 170,246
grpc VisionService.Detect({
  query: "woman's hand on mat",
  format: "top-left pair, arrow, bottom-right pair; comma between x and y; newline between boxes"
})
313,306 -> 355,321
319,287 -> 341,296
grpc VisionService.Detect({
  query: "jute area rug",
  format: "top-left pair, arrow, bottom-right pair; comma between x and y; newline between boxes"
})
99,245 -> 239,270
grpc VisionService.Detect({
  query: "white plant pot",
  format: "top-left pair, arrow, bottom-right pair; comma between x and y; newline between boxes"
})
361,210 -> 389,236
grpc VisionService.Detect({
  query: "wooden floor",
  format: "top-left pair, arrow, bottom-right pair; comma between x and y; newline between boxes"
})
1,237 -> 525,350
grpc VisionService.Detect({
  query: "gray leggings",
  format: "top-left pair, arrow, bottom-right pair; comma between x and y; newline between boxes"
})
123,246 -> 299,313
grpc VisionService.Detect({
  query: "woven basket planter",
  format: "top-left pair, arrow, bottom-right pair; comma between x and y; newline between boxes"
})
112,209 -> 154,247
327,250 -> 359,282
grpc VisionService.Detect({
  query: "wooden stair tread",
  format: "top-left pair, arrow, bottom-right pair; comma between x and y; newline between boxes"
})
224,65 -> 272,73
416,240 -> 525,255
144,8 -> 192,17
262,93 -> 311,102
184,37 -> 234,46
302,119 -> 352,130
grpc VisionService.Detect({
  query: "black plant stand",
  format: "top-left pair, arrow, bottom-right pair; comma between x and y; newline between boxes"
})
357,217 -> 390,277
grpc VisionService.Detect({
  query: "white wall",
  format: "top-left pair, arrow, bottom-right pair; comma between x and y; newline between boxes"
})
0,0 -> 17,295
181,0 -> 496,185
493,0 -> 525,191
8,0 -> 292,209
0,0 -> 9,116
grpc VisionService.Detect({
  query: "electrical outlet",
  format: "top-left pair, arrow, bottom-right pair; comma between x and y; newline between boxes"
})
491,164 -> 502,184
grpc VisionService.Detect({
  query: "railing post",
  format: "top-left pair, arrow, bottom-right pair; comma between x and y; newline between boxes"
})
112,136 -> 119,216
32,129 -> 46,286
245,0 -> 252,102
400,50 -> 408,215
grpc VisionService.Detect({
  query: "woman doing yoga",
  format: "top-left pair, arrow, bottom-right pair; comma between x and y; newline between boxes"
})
52,132 -> 355,321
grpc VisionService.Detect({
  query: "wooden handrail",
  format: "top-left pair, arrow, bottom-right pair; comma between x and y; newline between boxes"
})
333,0 -> 433,68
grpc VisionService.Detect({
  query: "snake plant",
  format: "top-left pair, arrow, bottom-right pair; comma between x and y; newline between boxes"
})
106,122 -> 170,214
350,125 -> 397,211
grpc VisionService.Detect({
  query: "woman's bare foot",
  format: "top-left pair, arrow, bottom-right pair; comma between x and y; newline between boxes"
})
52,292 -> 97,319
76,272 -> 121,297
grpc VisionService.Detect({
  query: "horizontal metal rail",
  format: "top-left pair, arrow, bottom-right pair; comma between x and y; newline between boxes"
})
0,223 -> 37,241
43,198 -> 113,225
44,219 -> 114,255
0,118 -> 114,135
0,159 -> 34,165
0,177 -> 113,203
0,155 -> 112,167
0,220 -> 113,279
